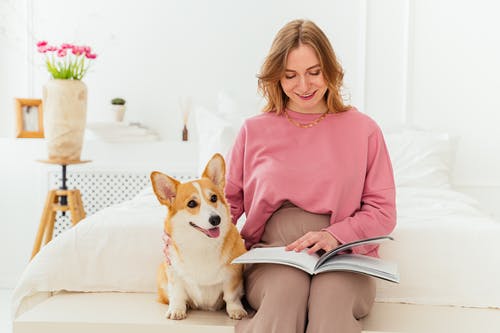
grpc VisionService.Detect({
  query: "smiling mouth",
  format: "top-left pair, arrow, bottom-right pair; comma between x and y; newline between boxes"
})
297,91 -> 316,100
189,222 -> 220,238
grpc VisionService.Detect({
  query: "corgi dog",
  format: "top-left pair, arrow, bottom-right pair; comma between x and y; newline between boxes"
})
150,153 -> 247,320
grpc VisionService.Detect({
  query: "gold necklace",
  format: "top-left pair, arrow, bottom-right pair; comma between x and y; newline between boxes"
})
283,109 -> 329,128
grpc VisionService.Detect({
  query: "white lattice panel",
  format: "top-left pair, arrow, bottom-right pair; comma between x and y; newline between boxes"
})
48,171 -> 196,237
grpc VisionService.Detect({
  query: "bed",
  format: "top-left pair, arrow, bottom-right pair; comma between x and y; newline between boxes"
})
11,122 -> 500,332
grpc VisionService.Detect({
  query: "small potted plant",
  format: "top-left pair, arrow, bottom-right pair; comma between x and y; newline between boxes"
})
111,97 -> 126,122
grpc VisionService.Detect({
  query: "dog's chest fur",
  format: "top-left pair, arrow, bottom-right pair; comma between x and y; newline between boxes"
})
168,236 -> 230,310
184,280 -> 225,310
173,244 -> 227,283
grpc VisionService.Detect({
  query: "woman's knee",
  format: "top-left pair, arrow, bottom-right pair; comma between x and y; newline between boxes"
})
309,272 -> 375,318
245,264 -> 310,310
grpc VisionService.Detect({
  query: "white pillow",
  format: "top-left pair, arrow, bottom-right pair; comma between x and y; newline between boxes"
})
194,92 -> 258,174
385,129 -> 454,188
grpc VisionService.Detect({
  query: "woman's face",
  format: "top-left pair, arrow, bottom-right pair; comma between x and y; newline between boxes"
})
280,44 -> 328,114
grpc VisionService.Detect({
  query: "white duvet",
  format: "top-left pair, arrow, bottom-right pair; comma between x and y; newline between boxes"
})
12,186 -> 500,318
378,187 -> 500,308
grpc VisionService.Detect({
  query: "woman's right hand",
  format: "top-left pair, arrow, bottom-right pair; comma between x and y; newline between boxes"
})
162,231 -> 172,265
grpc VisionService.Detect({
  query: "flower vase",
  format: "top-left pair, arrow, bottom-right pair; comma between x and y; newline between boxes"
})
42,79 -> 87,161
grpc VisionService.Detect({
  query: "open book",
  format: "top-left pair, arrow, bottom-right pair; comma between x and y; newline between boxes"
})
232,235 -> 399,283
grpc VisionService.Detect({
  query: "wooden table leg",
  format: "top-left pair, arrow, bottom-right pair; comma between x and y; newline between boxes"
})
31,190 -> 56,259
31,189 -> 87,260
68,190 -> 85,225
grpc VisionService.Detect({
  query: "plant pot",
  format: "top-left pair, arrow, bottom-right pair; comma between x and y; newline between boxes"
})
42,79 -> 87,161
111,104 -> 126,122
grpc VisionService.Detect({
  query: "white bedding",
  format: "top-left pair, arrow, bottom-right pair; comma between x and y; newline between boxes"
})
12,184 -> 500,319
11,126 -> 500,317
379,187 -> 500,308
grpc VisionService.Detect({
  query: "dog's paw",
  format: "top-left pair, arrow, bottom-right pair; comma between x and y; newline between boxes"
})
165,308 -> 187,320
227,306 -> 248,320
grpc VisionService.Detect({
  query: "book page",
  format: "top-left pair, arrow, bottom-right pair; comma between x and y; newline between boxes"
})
316,235 -> 394,268
232,247 -> 320,274
314,254 -> 400,283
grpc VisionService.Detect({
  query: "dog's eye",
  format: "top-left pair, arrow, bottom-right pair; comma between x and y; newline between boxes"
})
210,194 -> 217,203
187,200 -> 198,208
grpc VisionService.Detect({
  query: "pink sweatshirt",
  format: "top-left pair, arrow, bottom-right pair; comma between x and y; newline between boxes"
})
225,108 -> 396,257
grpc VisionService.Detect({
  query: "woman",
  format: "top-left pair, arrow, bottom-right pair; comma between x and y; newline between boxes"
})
225,19 -> 396,333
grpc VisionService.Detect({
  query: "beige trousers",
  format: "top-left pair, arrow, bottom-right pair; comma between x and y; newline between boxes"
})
236,202 -> 376,333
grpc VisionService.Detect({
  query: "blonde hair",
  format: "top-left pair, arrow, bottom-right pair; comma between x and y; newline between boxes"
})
258,19 -> 350,114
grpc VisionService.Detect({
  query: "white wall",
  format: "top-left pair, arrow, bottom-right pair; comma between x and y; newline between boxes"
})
0,139 -> 47,286
408,0 -> 500,218
6,0 -> 366,140
0,0 -> 30,137
409,0 -> 500,187
364,0 -> 500,219
364,0 -> 409,130
1,0 -> 500,288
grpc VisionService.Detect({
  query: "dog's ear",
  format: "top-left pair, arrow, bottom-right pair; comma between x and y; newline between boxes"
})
150,171 -> 180,207
202,153 -> 226,190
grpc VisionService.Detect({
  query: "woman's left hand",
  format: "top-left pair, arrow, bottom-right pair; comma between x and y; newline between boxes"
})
285,231 -> 340,255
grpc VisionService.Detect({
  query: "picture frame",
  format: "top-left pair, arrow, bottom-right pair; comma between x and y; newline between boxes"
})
15,98 -> 44,138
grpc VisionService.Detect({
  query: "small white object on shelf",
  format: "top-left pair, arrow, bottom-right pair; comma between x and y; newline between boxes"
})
86,122 -> 160,143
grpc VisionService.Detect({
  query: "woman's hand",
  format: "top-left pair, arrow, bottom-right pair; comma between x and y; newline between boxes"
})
162,231 -> 172,265
285,231 -> 340,255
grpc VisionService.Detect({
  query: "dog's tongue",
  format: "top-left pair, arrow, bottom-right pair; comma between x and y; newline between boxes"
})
206,227 -> 220,238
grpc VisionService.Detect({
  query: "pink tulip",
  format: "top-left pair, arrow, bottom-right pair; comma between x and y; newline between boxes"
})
37,46 -> 48,53
37,40 -> 97,80
71,46 -> 83,56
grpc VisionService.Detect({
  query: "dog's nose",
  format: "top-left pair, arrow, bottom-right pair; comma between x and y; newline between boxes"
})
209,215 -> 221,226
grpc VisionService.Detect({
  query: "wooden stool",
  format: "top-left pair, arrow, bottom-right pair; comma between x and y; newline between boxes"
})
31,159 -> 91,259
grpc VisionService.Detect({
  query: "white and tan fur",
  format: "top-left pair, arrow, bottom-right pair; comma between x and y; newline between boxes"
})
150,153 -> 247,320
